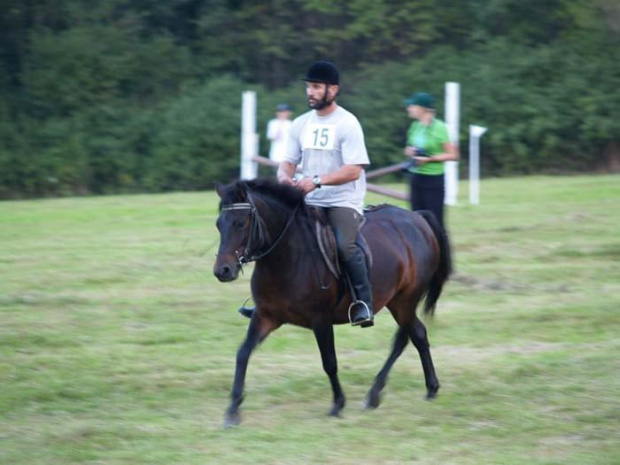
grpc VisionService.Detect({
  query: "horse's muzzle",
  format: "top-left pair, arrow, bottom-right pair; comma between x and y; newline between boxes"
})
213,261 -> 240,282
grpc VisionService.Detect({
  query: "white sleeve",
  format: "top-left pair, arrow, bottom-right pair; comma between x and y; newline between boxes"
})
283,118 -> 303,165
341,117 -> 370,166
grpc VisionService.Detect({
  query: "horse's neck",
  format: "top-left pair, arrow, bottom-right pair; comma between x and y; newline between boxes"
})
253,214 -> 338,305
257,214 -> 316,268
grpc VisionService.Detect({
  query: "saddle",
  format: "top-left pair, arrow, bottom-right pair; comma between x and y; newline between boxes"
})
307,207 -> 373,279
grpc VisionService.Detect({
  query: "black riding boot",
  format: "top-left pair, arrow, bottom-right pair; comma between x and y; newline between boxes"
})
342,249 -> 374,328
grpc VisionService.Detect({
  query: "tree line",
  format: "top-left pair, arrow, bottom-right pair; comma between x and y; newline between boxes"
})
0,0 -> 618,198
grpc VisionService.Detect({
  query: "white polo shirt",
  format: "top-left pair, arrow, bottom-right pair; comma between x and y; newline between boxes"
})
284,106 -> 370,214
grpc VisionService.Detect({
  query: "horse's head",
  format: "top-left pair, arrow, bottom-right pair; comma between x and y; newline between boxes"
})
213,178 -> 305,282
213,181 -> 254,282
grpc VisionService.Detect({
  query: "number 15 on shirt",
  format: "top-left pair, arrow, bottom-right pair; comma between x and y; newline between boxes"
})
303,124 -> 336,151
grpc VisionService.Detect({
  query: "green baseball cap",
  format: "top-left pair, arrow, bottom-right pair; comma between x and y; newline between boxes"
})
404,92 -> 435,109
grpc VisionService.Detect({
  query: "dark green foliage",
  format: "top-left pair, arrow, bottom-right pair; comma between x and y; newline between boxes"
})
144,77 -> 251,191
0,0 -> 618,198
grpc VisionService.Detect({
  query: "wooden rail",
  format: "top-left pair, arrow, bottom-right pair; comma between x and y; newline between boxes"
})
250,156 -> 408,201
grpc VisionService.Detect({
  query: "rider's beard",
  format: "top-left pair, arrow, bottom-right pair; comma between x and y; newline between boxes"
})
308,88 -> 334,110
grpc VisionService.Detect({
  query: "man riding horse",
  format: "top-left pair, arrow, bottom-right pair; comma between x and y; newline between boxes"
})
239,60 -> 374,327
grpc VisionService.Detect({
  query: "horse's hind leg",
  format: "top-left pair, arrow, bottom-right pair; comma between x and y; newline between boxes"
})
365,326 -> 409,409
408,317 -> 440,399
313,320 -> 345,417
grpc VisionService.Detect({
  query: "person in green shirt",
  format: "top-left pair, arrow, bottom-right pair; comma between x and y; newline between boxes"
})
403,92 -> 459,230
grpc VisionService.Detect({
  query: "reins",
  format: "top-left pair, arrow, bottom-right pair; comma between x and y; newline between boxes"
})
220,196 -> 301,267
219,189 -> 334,293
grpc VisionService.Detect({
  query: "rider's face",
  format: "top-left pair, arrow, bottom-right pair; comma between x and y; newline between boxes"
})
306,82 -> 338,110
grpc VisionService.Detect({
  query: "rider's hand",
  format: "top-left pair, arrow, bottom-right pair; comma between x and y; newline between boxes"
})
404,146 -> 416,157
278,175 -> 296,186
296,177 -> 316,195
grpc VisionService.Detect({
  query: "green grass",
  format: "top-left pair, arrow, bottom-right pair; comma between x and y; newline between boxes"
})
1,175 -> 619,464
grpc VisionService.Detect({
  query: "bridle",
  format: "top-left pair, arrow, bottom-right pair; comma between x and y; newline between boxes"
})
218,195 -> 301,269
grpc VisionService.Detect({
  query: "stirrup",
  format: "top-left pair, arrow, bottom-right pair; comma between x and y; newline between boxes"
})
238,297 -> 254,319
238,306 -> 254,319
348,300 -> 373,327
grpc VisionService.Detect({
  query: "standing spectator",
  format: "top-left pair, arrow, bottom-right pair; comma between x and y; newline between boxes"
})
403,92 -> 458,230
266,103 -> 293,163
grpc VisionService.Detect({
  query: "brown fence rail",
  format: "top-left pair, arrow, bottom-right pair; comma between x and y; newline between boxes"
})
251,156 -> 408,201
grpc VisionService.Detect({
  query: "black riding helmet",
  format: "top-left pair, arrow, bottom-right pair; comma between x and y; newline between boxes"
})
302,61 -> 340,85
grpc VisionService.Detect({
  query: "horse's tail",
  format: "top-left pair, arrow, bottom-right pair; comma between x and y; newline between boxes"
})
418,210 -> 453,317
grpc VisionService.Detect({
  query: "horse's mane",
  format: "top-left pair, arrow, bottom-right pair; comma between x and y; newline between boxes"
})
246,178 -> 306,210
219,177 -> 307,215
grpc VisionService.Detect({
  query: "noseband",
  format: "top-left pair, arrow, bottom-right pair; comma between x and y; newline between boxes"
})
219,197 -> 300,268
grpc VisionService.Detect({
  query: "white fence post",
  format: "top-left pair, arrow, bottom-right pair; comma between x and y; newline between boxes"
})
240,91 -> 258,180
444,82 -> 460,206
469,125 -> 487,205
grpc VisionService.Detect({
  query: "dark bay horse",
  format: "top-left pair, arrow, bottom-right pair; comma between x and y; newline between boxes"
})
213,178 -> 451,427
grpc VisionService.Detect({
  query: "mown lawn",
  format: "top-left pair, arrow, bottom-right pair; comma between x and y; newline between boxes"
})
1,175 -> 619,464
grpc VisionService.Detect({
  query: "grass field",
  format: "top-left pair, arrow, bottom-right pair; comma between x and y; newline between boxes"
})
1,175 -> 619,465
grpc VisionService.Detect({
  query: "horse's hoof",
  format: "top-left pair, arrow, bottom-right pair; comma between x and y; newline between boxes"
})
223,412 -> 241,429
426,386 -> 440,400
364,393 -> 380,409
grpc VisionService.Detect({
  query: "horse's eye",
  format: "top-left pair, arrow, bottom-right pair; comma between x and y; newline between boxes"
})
233,219 -> 246,229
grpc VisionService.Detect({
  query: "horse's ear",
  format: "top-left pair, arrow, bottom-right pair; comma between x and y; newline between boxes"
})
214,182 -> 225,199
236,181 -> 249,201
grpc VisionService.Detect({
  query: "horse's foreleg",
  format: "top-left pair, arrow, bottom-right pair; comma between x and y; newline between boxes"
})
313,321 -> 345,417
224,315 -> 275,428
408,318 -> 440,399
365,326 -> 409,409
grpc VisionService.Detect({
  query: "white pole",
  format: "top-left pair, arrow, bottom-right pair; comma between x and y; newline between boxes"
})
444,82 -> 460,206
240,91 -> 258,180
469,125 -> 487,205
